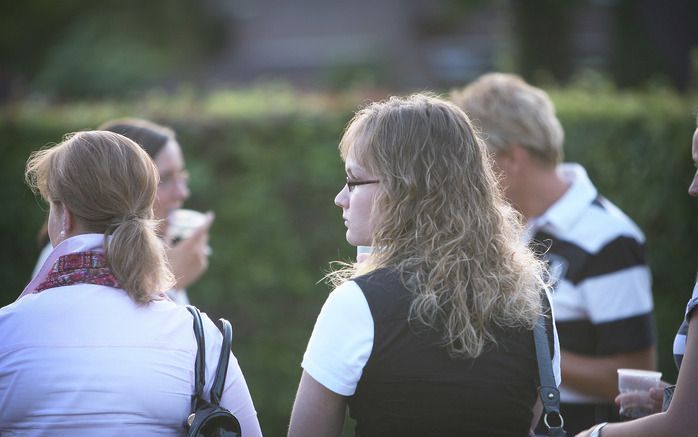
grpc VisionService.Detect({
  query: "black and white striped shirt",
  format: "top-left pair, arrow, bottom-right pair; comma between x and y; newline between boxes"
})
527,163 -> 655,404
673,281 -> 698,369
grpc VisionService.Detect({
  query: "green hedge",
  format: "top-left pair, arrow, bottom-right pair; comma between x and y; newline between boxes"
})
0,85 -> 696,435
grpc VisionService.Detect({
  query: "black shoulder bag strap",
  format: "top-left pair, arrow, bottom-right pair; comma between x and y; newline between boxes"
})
211,315 -> 233,404
185,305 -> 234,411
187,305 -> 207,412
533,309 -> 567,437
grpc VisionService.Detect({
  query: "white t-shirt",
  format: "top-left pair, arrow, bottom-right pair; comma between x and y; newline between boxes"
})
0,282 -> 261,436
302,280 -> 561,396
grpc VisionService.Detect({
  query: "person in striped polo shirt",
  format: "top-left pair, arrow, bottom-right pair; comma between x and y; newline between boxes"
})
575,118 -> 698,437
452,73 -> 656,435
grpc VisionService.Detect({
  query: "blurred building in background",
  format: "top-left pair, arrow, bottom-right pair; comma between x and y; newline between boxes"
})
204,0 -> 610,90
1,0 -> 697,100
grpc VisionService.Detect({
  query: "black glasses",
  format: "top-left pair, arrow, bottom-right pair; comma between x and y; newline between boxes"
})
346,178 -> 379,192
159,169 -> 189,189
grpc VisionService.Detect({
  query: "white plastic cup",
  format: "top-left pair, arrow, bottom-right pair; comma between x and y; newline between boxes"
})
356,246 -> 373,256
617,368 -> 662,418
356,246 -> 373,263
167,209 -> 208,244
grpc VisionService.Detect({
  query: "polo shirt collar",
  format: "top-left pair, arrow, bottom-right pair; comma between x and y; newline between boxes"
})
528,163 -> 598,234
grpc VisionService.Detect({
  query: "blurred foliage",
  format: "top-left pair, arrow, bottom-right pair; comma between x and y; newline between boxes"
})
1,83 -> 697,435
0,0 -> 225,99
512,0 -> 581,83
610,0 -> 666,89
3,0 -> 695,101
610,0 -> 698,91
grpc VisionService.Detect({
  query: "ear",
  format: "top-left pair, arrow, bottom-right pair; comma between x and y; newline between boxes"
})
490,145 -> 518,176
60,203 -> 76,236
505,143 -> 534,175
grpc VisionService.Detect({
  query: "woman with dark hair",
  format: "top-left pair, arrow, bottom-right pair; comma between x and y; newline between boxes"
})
98,118 -> 213,304
288,94 -> 560,436
0,131 -> 261,435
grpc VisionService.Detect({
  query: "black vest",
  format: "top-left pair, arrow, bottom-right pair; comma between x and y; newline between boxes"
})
348,269 -> 549,437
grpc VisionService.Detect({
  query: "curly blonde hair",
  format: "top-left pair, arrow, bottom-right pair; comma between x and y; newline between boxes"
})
330,93 -> 548,358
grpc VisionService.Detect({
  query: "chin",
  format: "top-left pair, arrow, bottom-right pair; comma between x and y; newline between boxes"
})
346,232 -> 368,247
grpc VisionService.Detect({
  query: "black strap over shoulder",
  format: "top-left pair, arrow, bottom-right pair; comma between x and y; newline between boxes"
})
188,305 -> 207,411
185,305 -> 241,437
211,315 -> 233,405
533,301 -> 566,437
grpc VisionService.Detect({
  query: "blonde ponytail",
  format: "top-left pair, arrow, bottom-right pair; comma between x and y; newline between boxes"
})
106,216 -> 174,304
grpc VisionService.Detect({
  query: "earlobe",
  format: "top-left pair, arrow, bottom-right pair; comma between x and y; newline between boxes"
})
491,147 -> 515,174
61,203 -> 75,235
506,143 -> 530,174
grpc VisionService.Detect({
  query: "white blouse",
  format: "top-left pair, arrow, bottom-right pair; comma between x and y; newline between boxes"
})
0,235 -> 262,436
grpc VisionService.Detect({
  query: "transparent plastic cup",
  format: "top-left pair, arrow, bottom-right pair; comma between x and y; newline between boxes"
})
356,246 -> 373,256
356,246 -> 373,263
617,368 -> 662,418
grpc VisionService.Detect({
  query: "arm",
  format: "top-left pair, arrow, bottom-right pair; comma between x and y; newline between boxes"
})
288,371 -> 347,437
576,312 -> 698,437
561,346 -> 656,400
290,282 -> 373,436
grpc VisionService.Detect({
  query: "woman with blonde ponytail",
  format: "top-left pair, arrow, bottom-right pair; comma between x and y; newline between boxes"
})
0,131 -> 262,436
31,118 -> 214,305
289,94 -> 560,437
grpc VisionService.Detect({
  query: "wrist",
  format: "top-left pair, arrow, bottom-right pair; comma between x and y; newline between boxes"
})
590,422 -> 608,437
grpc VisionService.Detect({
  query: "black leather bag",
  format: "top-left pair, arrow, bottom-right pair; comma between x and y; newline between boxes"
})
185,305 -> 242,437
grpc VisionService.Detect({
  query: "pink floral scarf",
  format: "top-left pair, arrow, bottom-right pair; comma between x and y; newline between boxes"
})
20,233 -> 107,299
20,233 -> 170,302
35,251 -> 119,292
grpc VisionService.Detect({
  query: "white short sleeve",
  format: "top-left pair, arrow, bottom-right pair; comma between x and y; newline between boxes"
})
546,288 -> 562,387
301,281 -> 374,396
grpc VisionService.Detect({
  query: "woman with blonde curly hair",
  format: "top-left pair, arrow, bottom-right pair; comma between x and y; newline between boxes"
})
289,93 -> 560,436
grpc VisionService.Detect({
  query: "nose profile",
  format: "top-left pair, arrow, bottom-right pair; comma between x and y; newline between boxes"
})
689,176 -> 698,197
175,179 -> 190,201
335,185 -> 349,208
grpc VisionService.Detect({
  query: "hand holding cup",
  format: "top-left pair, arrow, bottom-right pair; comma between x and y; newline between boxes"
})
616,369 -> 663,419
166,209 -> 215,290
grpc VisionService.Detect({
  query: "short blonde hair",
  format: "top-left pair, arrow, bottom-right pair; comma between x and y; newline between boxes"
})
451,72 -> 564,167
332,93 -> 547,359
25,131 -> 174,303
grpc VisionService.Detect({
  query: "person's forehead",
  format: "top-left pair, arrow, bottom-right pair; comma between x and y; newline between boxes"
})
344,155 -> 364,175
154,141 -> 184,173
